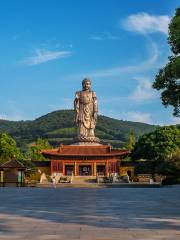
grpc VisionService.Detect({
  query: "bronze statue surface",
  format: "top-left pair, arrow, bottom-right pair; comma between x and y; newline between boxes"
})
74,78 -> 100,143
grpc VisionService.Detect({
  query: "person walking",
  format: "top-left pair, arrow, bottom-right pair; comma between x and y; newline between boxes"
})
52,176 -> 57,188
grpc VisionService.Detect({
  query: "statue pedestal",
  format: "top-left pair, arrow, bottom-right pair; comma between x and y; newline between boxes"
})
71,142 -> 101,146
74,136 -> 100,144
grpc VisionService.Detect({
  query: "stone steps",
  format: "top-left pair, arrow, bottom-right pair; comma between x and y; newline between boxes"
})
36,182 -> 162,188
71,176 -> 97,184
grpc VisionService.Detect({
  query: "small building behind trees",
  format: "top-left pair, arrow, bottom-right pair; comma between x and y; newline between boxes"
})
0,158 -> 25,187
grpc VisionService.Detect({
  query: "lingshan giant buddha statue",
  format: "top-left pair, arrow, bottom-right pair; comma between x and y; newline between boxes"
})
74,78 -> 100,143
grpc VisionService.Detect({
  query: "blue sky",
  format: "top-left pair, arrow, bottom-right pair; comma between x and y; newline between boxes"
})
0,0 -> 179,125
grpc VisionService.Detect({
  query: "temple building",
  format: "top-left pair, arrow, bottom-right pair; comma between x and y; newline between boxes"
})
42,144 -> 128,176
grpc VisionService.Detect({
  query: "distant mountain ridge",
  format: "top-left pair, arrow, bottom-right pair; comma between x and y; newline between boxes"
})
0,110 -> 157,150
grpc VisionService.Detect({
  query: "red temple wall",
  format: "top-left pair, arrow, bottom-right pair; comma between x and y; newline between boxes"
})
50,158 -> 119,176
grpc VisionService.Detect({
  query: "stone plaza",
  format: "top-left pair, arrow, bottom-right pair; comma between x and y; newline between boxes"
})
0,187 -> 180,240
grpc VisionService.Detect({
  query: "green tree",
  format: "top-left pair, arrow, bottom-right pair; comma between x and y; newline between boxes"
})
133,126 -> 180,178
0,133 -> 23,164
125,131 -> 136,151
26,138 -> 52,161
153,8 -> 180,117
152,149 -> 180,186
169,149 -> 180,170
133,126 -> 180,161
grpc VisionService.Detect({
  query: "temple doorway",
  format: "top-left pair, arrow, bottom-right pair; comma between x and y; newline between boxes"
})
127,170 -> 132,181
79,165 -> 92,176
97,165 -> 106,176
65,165 -> 74,176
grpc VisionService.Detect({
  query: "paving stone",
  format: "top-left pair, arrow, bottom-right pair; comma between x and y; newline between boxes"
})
0,187 -> 179,239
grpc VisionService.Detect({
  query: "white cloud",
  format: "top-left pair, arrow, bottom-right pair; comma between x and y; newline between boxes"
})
0,114 -> 8,120
91,36 -> 103,41
48,98 -> 73,111
126,111 -> 152,124
90,32 -> 120,41
131,77 -> 157,102
0,113 -> 25,121
0,100 -> 32,121
100,110 -> 153,124
22,49 -> 72,66
122,13 -> 171,34
149,116 -> 180,126
168,117 -> 180,125
70,41 -> 159,79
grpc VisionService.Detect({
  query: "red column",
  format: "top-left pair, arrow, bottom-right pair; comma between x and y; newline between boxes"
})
56,160 -> 58,172
116,160 -> 120,174
93,162 -> 96,176
74,161 -> 77,176
62,161 -> 65,176
51,160 -> 56,175
115,161 -> 118,173
76,162 -> 79,176
50,160 -> 53,175
106,160 -> 109,176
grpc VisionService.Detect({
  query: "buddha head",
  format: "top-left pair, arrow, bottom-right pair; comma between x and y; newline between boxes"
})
82,78 -> 91,91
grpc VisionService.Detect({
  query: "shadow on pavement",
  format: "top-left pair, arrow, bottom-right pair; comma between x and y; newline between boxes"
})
0,187 -> 180,232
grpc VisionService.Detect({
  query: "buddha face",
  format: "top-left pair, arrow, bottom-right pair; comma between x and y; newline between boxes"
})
82,80 -> 91,91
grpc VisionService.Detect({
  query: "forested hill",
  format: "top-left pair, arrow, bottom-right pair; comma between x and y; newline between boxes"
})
0,110 -> 156,150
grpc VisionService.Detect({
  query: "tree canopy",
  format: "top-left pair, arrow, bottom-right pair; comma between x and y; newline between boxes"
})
153,8 -> 180,117
133,126 -> 180,161
125,131 -> 136,151
0,133 -> 23,164
26,138 -> 52,161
